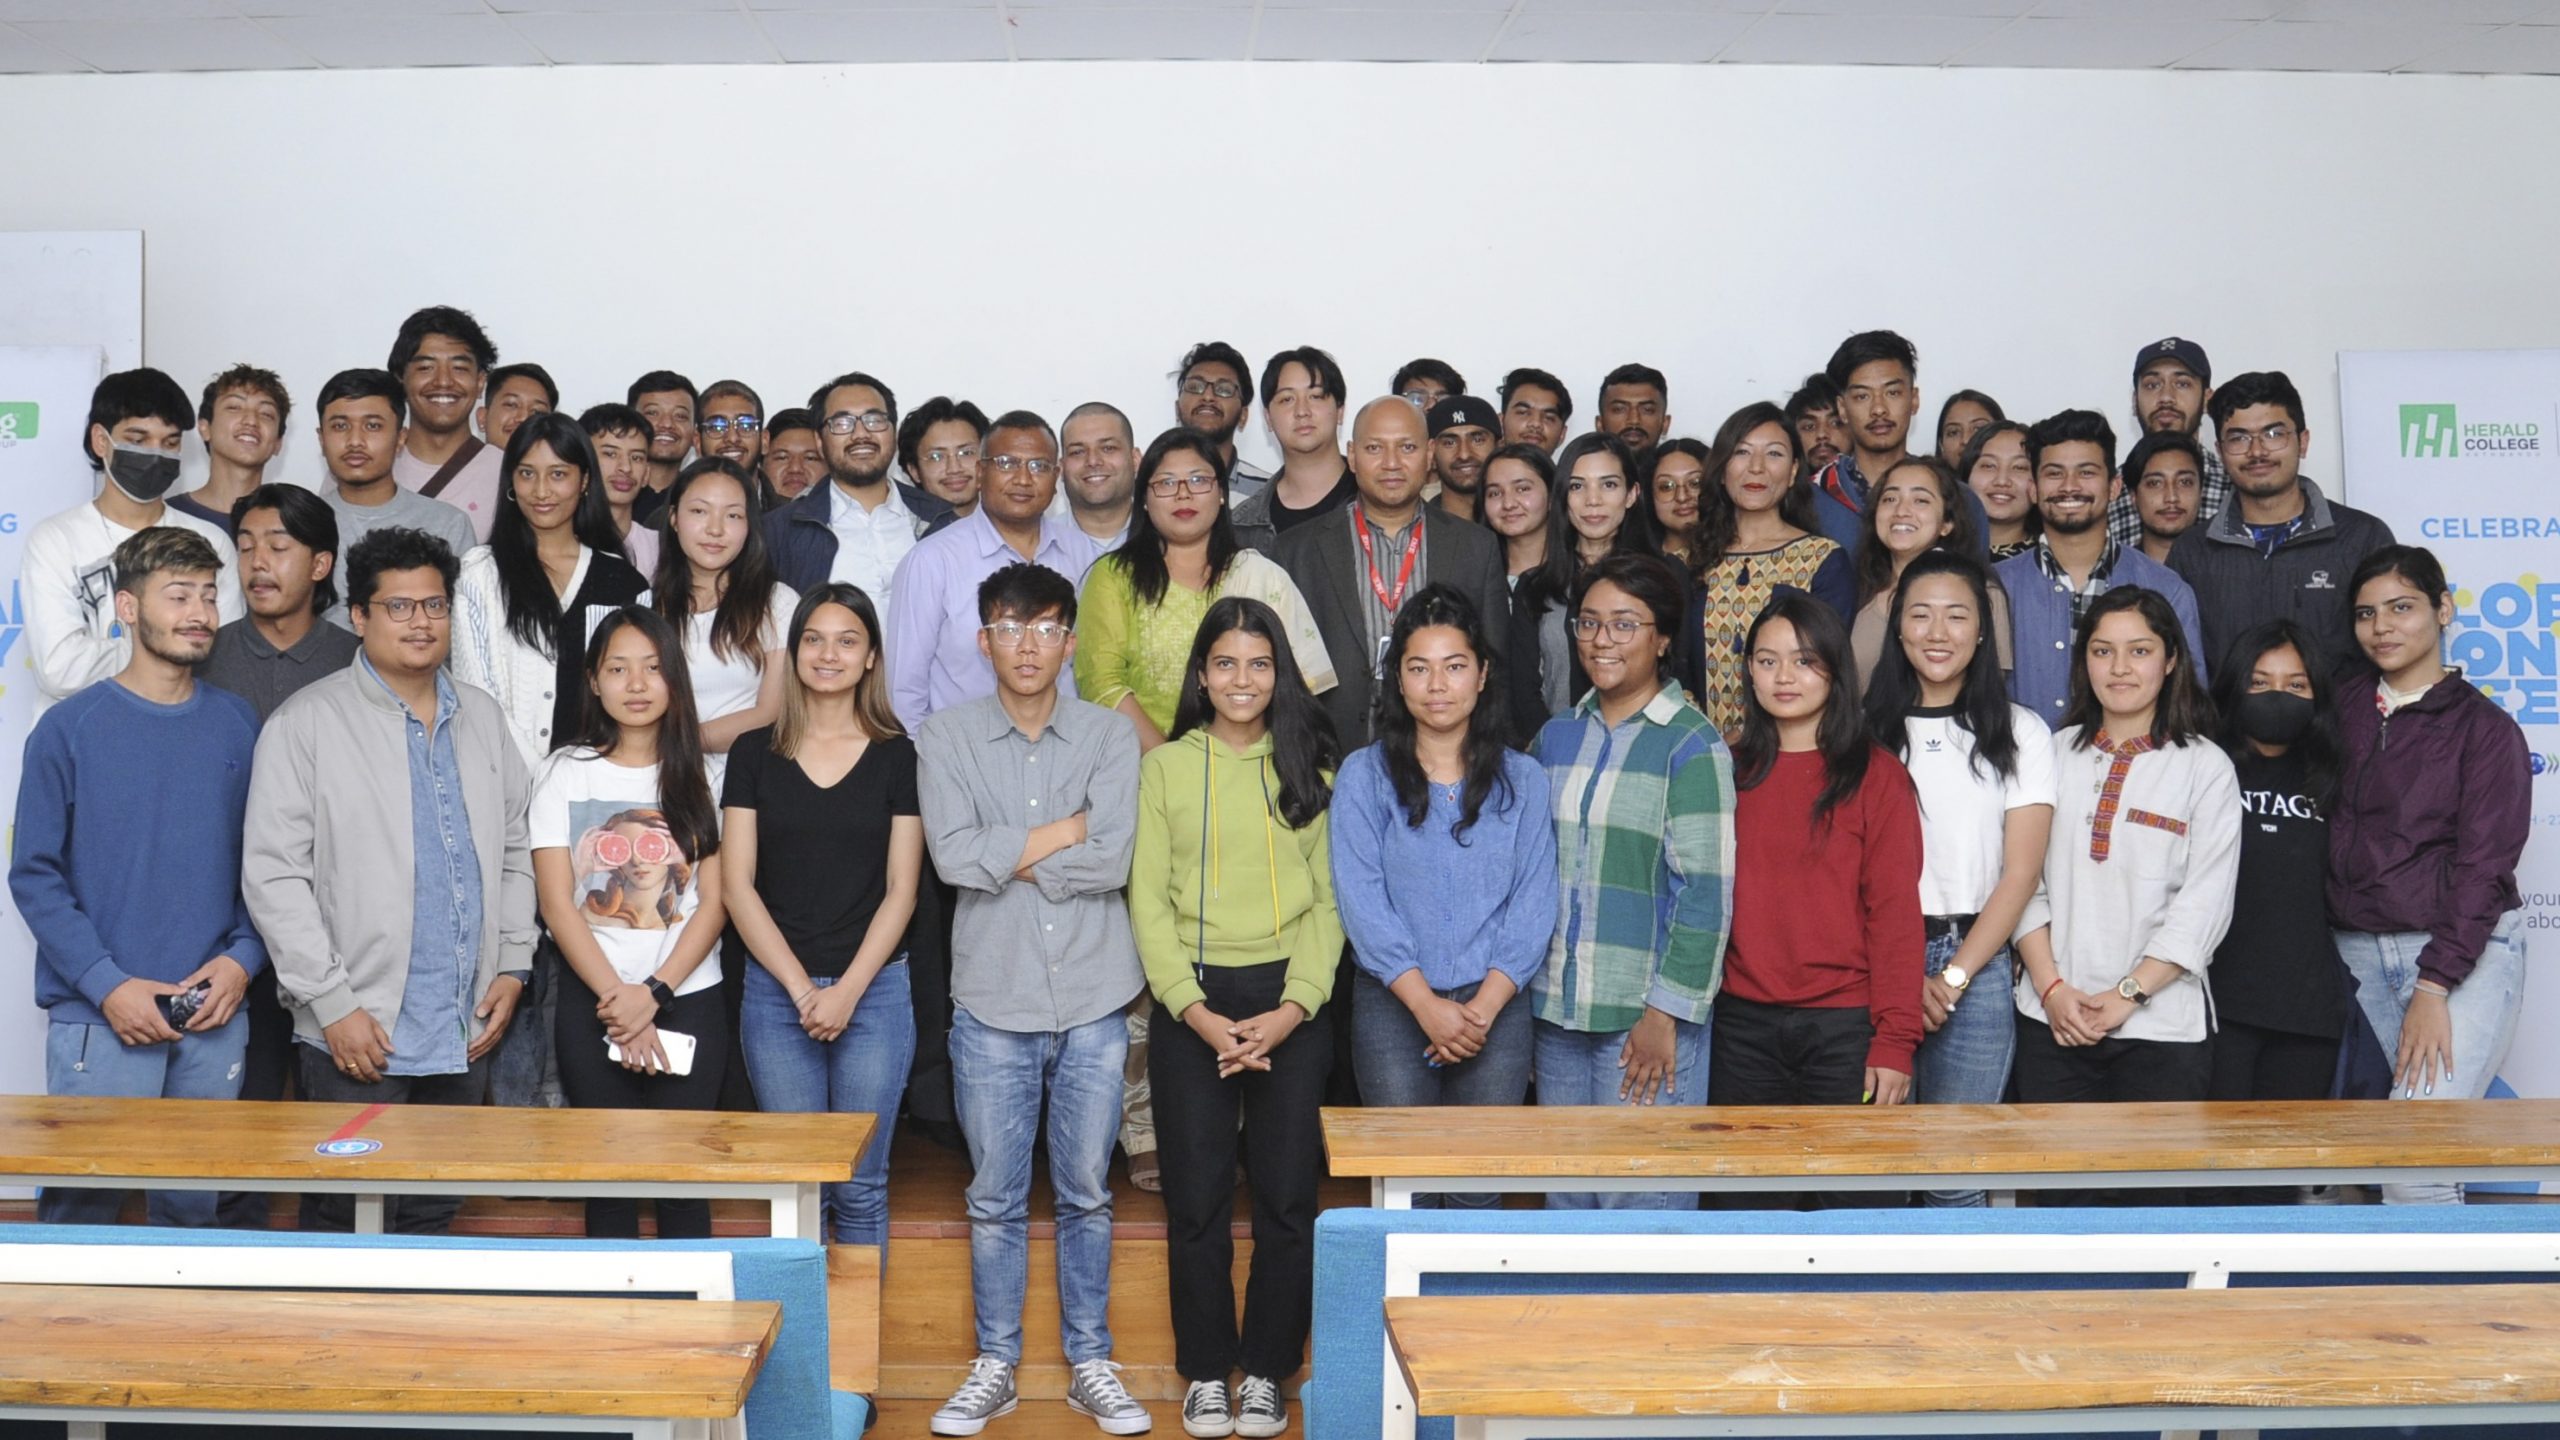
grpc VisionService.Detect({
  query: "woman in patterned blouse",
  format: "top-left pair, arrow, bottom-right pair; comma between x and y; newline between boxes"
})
1677,402 -> 1856,738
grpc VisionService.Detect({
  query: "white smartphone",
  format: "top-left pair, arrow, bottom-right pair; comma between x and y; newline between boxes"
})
607,1027 -> 697,1077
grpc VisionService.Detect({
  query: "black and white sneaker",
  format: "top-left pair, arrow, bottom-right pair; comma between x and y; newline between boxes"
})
1234,1375 -> 1285,1438
1180,1378 -> 1233,1437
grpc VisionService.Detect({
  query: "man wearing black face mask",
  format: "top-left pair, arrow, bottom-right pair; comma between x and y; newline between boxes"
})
24,368 -> 244,712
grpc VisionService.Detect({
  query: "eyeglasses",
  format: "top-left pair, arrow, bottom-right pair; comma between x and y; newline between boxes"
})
361,595 -> 451,621
823,409 -> 895,435
593,828 -> 677,867
1148,473 -> 1220,498
1400,389 -> 1437,410
1572,616 -> 1653,641
1657,477 -> 1704,500
2221,423 -> 2296,453
984,455 -> 1056,477
699,415 -> 762,436
984,620 -> 1072,648
921,445 -> 980,468
1179,377 -> 1242,401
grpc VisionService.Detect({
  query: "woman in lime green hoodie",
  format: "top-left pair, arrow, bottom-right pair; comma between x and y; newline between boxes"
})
1131,596 -> 1341,1440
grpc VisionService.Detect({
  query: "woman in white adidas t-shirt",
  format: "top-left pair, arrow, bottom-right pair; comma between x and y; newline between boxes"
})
649,458 -> 798,794
1862,551 -> 2054,1206
532,605 -> 728,1239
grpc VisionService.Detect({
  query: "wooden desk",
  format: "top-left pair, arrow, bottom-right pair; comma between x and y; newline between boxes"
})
0,1282 -> 777,1439
1326,1099 -> 2560,1207
1389,1283 -> 2560,1437
0,1095 -> 871,1237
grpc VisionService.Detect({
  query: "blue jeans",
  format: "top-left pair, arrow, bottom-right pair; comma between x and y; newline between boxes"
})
1351,971 -> 1532,1209
1914,927 -> 2017,1208
740,960 -> 916,1245
950,1003 -> 1127,1365
42,1012 -> 250,1226
1532,1014 -> 1708,1211
2337,912 -> 2526,1205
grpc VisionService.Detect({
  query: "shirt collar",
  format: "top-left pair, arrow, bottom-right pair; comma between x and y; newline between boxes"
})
1572,679 -> 1687,726
831,480 -> 911,524
972,690 -> 1086,745
356,650 -> 459,728
2033,533 -> 2121,584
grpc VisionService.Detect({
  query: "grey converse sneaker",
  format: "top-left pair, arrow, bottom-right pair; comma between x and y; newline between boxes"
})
1233,1375 -> 1285,1438
1179,1378 -> 1233,1437
931,1355 -> 1017,1436
1067,1358 -> 1152,1435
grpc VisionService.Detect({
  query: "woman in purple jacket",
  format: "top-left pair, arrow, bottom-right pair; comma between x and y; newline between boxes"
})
2330,545 -> 2531,1204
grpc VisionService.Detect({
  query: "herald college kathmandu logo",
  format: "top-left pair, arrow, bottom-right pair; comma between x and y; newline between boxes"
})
0,401 -> 35,447
2400,402 -> 2542,459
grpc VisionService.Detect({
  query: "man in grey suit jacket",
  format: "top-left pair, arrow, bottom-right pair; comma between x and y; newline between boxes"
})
1276,396 -> 1510,748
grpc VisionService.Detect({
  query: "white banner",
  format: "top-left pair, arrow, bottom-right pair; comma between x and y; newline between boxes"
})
2339,347 -> 2560,1103
0,346 -> 110,1105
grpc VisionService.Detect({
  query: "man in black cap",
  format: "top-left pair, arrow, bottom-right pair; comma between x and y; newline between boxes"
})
1427,394 -> 1501,523
2109,336 -> 2229,547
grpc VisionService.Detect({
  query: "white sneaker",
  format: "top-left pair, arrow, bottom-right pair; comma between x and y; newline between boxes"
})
931,1355 -> 1018,1436
1067,1357 -> 1152,1435
1179,1378 -> 1234,1437
1234,1375 -> 1285,1438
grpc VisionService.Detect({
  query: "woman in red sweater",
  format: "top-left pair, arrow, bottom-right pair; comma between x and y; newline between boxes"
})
1717,591 -> 1925,1144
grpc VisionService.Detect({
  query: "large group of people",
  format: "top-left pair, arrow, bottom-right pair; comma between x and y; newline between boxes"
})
8,307 -> 2534,1438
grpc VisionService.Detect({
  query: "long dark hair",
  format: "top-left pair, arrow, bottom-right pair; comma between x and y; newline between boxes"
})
573,605 -> 719,865
1955,419 -> 2036,544
1166,597 -> 1338,828
1853,455 -> 1981,604
1525,431 -> 1642,608
1628,437 -> 1708,559
1109,426 -> 1240,605
1374,584 -> 1515,840
1694,401 -> 1820,571
1733,589 -> 1871,826
651,456 -> 781,670
494,412 -> 629,655
1864,551 -> 2020,781
2062,586 -> 2217,749
2211,618 -> 2342,810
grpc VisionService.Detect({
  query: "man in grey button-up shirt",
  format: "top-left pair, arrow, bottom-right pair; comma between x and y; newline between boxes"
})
914,560 -> 1148,1430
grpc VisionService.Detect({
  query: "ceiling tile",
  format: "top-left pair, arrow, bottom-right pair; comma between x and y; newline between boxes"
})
490,0 -> 730,13
262,12 -> 548,64
1259,0 -> 1511,9
240,0 -> 490,15
2279,0 -> 2553,21
1010,6 -> 1253,59
757,6 -> 1007,61
0,23 -> 87,70
1002,0 -> 1253,8
506,9 -> 775,61
1518,0 -> 1766,11
2029,0 -> 2283,16
1719,10 -> 2012,63
1253,7 -> 1508,59
1770,0 -> 2035,15
1491,9 -> 1761,62
2408,19 -> 2560,70
13,16 -> 321,69
1950,15 -> 2258,66
2177,17 -> 2496,69
0,0 -> 227,18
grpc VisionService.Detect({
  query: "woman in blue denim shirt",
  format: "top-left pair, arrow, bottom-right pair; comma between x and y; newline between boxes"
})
1863,552 -> 2054,1206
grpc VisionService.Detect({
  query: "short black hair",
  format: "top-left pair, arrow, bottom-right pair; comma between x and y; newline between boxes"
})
2206,370 -> 2307,432
986,408 -> 1057,449
229,481 -> 342,615
1180,341 -> 1255,401
2349,543 -> 2450,608
315,368 -> 408,427
111,525 -> 222,596
85,368 -> 196,470
807,371 -> 899,425
627,370 -> 698,408
1824,330 -> 1918,390
1783,373 -> 1840,427
344,525 -> 460,610
485,361 -> 559,409
896,396 -> 991,475
387,305 -> 496,375
1600,362 -> 1669,398
576,401 -> 650,442
1500,367 -> 1573,423
1569,550 -> 1688,635
2026,408 -> 2119,476
764,405 -> 820,440
2124,428 -> 2205,483
1258,346 -> 1346,410
976,560 -> 1078,628
700,378 -> 763,415
198,363 -> 291,428
1392,357 -> 1466,396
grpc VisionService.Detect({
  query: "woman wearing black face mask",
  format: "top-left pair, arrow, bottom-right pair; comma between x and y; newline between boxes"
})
2204,620 -> 2350,1120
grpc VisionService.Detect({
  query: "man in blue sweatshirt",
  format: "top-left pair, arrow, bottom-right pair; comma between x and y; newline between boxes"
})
9,526 -> 266,1226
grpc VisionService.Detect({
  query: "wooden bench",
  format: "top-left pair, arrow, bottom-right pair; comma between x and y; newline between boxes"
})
1326,1099 -> 2560,1207
1388,1283 -> 2560,1438
0,1094 -> 872,1237
0,1281 -> 778,1439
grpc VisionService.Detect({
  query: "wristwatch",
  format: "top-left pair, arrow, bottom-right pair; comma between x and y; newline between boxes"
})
1942,964 -> 1971,992
644,977 -> 676,1016
2116,975 -> 2151,1007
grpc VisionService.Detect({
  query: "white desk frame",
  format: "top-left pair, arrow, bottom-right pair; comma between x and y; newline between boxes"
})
23,1172 -> 822,1239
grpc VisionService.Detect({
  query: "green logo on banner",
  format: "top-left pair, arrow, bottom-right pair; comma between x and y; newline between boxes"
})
0,402 -> 35,442
2400,403 -> 2458,459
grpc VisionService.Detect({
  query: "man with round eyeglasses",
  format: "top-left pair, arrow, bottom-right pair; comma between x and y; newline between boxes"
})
766,372 -> 957,609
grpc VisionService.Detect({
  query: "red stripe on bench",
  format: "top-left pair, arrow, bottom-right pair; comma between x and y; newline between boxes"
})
325,1104 -> 390,1144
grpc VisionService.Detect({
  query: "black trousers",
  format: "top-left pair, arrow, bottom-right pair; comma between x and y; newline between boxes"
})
554,967 -> 729,1239
907,873 -> 960,1132
215,968 -> 298,1229
1707,994 -> 1887,1210
296,1049 -> 489,1234
2197,1018 -> 2341,1205
1149,959 -> 1331,1382
2013,1015 -> 2212,1206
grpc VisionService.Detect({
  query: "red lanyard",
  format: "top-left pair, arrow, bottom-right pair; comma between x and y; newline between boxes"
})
1352,502 -> 1422,615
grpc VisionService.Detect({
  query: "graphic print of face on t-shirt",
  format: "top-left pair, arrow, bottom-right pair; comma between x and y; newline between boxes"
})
571,804 -> 693,933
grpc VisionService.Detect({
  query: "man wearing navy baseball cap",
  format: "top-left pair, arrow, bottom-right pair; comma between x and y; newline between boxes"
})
2109,336 -> 2229,547
1426,395 -> 1501,522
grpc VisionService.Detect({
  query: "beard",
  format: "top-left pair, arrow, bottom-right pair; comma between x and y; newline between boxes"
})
829,451 -> 892,488
134,614 -> 214,666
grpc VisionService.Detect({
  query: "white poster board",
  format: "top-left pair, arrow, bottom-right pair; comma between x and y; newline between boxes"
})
2338,347 -> 2560,1103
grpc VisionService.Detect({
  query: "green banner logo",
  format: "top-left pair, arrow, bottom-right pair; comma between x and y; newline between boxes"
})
2400,403 -> 2458,459
0,401 -> 35,443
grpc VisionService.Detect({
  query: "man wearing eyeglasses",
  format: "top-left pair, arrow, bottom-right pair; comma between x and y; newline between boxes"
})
1393,357 -> 1467,415
697,379 -> 766,475
766,372 -> 955,607
245,526 -> 536,1235
1173,340 -> 1269,505
2168,370 -> 2396,679
887,410 -> 1112,734
2106,337 -> 2228,549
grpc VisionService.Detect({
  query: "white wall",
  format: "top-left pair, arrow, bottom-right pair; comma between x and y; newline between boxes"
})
3,60 -> 2558,494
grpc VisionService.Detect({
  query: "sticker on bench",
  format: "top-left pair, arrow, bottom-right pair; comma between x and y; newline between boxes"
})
315,1138 -> 383,1157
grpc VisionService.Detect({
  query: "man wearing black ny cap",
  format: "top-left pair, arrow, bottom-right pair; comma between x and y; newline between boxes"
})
2108,336 -> 2230,547
1427,395 -> 1501,523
